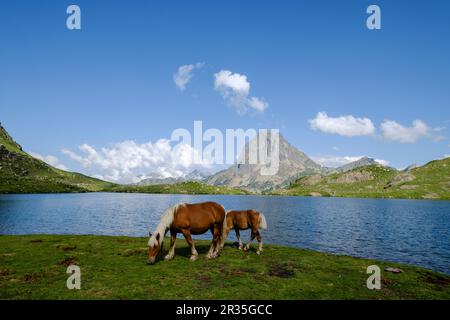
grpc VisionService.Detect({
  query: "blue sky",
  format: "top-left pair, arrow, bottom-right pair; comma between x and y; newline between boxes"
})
1,0 -> 450,182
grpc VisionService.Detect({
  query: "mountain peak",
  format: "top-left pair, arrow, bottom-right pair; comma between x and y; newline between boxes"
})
334,157 -> 379,173
0,123 -> 23,153
206,132 -> 322,191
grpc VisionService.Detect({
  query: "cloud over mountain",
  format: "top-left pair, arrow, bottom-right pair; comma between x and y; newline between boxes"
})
380,120 -> 431,143
62,139 -> 213,183
309,112 -> 375,137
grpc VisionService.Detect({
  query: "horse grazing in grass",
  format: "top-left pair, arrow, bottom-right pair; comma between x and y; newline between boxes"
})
147,201 -> 226,265
220,210 -> 267,254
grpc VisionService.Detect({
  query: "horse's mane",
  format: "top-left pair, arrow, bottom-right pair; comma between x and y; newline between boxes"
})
148,204 -> 183,247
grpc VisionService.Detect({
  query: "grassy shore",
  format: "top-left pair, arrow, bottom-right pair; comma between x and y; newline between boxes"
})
0,235 -> 449,299
104,181 -> 250,195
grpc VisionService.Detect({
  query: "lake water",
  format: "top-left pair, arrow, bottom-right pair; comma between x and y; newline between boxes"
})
0,193 -> 449,274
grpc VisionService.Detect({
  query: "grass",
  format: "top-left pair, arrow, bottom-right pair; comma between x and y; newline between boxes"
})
105,181 -> 250,195
0,235 -> 449,300
272,159 -> 450,200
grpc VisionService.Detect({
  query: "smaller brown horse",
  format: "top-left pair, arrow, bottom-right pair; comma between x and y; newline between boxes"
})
147,201 -> 226,265
220,210 -> 267,254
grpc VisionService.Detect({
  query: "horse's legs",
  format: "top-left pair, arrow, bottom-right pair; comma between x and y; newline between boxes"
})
212,224 -> 222,256
220,225 -> 232,249
164,231 -> 177,260
206,227 -> 215,259
207,225 -> 221,259
182,230 -> 198,261
235,229 -> 243,250
255,230 -> 263,255
244,229 -> 257,251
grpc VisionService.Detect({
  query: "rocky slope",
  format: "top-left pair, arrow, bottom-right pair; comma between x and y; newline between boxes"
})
206,133 -> 323,192
273,158 -> 450,200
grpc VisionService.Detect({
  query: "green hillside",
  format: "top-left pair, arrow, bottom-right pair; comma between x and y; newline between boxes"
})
273,159 -> 450,200
0,123 -> 115,193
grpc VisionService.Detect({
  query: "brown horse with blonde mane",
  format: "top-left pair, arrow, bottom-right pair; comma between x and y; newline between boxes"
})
147,201 -> 226,265
220,210 -> 267,254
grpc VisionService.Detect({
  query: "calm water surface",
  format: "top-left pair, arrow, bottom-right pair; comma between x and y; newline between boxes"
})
0,193 -> 449,274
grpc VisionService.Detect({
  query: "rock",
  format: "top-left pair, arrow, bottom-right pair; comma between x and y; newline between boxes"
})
301,174 -> 322,186
386,173 -> 416,188
334,171 -> 373,184
384,267 -> 404,273
423,193 -> 439,199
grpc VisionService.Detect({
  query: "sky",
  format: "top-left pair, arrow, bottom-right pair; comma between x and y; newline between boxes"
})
1,0 -> 450,182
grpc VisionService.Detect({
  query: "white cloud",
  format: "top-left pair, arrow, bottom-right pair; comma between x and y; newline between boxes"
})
214,70 -> 268,114
173,62 -> 204,91
444,154 -> 450,159
312,155 -> 388,168
62,139 -> 213,183
380,120 -> 430,143
309,112 -> 375,137
29,152 -> 69,171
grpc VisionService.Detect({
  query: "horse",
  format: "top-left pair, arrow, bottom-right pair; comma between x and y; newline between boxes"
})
220,210 -> 267,254
147,201 -> 226,265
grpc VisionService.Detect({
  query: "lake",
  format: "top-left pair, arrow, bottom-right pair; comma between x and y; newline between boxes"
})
0,193 -> 449,274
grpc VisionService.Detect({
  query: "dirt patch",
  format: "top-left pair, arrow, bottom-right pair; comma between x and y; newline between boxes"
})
23,272 -> 46,283
0,268 -> 16,276
55,244 -> 77,251
230,268 -> 257,276
196,274 -> 210,283
120,247 -> 147,257
381,276 -> 392,286
30,239 -> 43,243
268,264 -> 295,278
419,271 -> 450,287
59,257 -> 80,267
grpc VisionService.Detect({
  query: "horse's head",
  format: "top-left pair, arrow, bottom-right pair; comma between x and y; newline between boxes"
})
147,232 -> 164,265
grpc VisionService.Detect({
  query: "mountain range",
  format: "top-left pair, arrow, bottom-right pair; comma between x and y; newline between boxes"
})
1,123 -> 449,199
135,169 -> 210,186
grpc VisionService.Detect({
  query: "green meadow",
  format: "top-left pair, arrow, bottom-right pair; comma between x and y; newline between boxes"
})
1,235 -> 449,300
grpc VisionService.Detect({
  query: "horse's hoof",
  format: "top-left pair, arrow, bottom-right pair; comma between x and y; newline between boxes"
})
243,246 -> 250,252
256,251 -> 262,255
238,246 -> 243,251
164,254 -> 174,261
190,255 -> 198,261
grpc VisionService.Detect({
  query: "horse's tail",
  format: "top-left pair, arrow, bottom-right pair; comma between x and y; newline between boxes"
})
219,210 -> 229,248
258,212 -> 267,230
